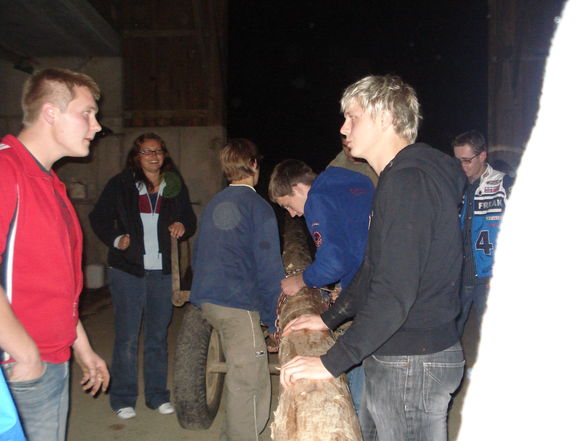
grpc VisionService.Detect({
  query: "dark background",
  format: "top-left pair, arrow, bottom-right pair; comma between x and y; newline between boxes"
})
227,0 -> 488,173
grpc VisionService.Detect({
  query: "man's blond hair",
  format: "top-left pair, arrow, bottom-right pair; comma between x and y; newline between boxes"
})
21,68 -> 100,127
341,75 -> 421,143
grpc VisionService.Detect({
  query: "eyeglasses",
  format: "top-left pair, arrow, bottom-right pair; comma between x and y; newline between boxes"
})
139,149 -> 165,156
456,153 -> 480,164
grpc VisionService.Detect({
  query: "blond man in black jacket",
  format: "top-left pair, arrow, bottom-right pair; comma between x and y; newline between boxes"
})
280,75 -> 466,441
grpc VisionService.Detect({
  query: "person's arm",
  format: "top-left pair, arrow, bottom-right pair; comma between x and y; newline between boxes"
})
321,169 -> 434,376
0,286 -> 43,381
319,254 -> 370,329
283,170 -> 433,384
168,222 -> 185,239
282,313 -> 329,336
0,161 -> 44,381
72,321 -> 110,396
167,175 -> 197,240
175,180 -> 197,239
284,223 -> 372,325
253,203 -> 285,334
89,176 -> 127,248
503,174 -> 515,198
301,194 -> 348,289
320,169 -> 433,375
280,355 -> 334,388
280,250 -> 370,386
281,273 -> 306,296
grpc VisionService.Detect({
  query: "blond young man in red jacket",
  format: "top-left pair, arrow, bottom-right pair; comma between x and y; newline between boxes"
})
0,68 -> 109,441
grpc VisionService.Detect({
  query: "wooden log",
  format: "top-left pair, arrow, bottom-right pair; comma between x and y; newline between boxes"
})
171,237 -> 190,306
271,216 -> 362,441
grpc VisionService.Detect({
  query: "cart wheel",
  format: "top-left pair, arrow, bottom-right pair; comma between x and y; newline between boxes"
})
174,304 -> 225,429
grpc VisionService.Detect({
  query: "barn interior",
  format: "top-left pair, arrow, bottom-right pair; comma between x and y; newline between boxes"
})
0,1 -> 566,440
0,0 -> 563,277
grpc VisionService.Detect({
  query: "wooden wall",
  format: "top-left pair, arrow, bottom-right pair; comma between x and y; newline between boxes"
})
488,0 -> 565,165
109,0 -> 227,127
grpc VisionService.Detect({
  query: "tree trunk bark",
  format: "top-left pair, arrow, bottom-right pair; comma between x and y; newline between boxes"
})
271,216 -> 362,441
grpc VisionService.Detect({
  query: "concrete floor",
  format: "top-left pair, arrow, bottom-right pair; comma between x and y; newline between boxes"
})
68,289 -> 469,441
69,290 -> 277,441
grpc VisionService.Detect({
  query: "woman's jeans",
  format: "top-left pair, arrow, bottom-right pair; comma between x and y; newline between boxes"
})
361,342 -> 464,441
109,268 -> 173,410
2,361 -> 69,441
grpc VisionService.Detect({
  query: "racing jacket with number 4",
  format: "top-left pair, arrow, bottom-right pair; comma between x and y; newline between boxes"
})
460,163 -> 512,286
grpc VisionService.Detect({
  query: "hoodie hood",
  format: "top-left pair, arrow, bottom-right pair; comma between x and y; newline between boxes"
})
388,142 -> 466,206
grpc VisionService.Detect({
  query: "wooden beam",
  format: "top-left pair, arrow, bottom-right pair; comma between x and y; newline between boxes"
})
123,109 -> 208,119
123,29 -> 199,38
271,216 -> 362,441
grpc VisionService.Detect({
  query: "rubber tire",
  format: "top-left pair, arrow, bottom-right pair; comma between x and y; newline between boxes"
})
173,304 -> 225,430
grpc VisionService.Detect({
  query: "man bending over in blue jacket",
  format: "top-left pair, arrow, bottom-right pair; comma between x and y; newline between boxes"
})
268,158 -> 373,414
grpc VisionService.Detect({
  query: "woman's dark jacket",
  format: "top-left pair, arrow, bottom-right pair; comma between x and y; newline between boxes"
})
89,168 -> 197,277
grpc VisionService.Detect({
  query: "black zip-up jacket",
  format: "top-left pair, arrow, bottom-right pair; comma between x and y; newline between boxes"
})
89,168 -> 197,277
320,143 -> 466,377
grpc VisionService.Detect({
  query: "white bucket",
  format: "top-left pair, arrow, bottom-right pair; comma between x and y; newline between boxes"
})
85,264 -> 105,289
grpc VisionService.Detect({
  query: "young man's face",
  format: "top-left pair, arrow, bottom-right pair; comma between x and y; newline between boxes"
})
454,143 -> 487,183
51,85 -> 101,158
340,100 -> 382,160
275,183 -> 308,218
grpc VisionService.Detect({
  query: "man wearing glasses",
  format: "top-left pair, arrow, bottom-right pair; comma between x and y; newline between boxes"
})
452,130 -> 513,359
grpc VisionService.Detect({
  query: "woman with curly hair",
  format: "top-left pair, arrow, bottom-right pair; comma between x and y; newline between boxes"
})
90,133 -> 196,419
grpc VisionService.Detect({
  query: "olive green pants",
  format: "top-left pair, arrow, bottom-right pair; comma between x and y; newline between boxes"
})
201,303 -> 271,441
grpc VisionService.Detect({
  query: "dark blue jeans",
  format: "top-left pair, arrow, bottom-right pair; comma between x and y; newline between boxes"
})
361,343 -> 464,441
109,268 -> 173,410
347,363 -> 365,412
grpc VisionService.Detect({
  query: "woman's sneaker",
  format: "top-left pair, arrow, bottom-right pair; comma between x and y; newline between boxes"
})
115,407 -> 136,420
157,402 -> 175,415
